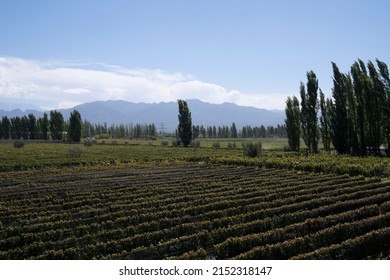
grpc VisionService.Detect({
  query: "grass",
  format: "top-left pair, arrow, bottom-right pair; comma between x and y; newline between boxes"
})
1,138 -> 390,177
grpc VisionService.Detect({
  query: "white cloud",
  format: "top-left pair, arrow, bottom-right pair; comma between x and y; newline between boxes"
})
0,56 -> 287,110
64,88 -> 91,95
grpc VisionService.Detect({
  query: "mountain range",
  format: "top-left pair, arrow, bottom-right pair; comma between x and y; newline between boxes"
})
0,99 -> 285,132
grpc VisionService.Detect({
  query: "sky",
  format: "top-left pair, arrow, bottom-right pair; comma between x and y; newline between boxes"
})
1,0 -> 390,110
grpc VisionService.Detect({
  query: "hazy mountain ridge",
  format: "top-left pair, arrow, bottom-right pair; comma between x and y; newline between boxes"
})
0,99 -> 284,132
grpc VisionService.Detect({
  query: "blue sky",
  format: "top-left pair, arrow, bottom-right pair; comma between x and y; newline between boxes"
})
1,0 -> 390,110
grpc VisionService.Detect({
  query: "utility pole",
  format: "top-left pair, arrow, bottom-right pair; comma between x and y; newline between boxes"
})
160,123 -> 166,137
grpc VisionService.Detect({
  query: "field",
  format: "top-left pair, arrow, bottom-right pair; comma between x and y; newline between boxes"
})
0,141 -> 390,259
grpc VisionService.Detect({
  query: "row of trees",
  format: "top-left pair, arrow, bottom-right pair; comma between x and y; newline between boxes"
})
82,121 -> 157,139
0,110 -> 82,142
285,59 -> 390,156
176,99 -> 286,147
192,124 -> 286,139
1,99 -> 285,146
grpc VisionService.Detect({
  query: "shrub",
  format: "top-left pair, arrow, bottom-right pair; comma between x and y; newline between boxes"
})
191,139 -> 201,149
172,139 -> 181,147
13,140 -> 25,148
83,137 -> 96,147
212,141 -> 221,149
242,141 -> 262,158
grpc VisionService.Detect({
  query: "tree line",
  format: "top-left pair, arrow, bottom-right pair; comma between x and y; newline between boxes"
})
285,59 -> 390,156
82,121 -> 157,139
1,100 -> 286,144
191,124 -> 286,139
176,99 -> 286,148
0,110 -> 82,142
0,111 -> 158,141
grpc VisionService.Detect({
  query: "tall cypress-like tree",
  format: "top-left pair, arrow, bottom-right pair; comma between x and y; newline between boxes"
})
319,89 -> 331,152
230,122 -> 238,138
367,60 -> 383,155
299,82 -> 309,149
331,62 -> 349,154
344,73 -> 359,154
285,96 -> 300,151
40,113 -> 49,140
68,110 -> 82,142
300,71 -> 319,153
1,116 -> 11,139
27,113 -> 37,140
50,110 -> 64,140
351,61 -> 367,156
177,99 -> 192,147
377,59 -> 390,155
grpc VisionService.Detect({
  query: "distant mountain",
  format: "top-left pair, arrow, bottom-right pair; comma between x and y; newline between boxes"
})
0,99 -> 285,132
0,108 -> 44,119
0,100 -> 43,111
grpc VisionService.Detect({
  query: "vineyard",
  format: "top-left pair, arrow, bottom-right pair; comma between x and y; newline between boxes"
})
1,162 -> 389,260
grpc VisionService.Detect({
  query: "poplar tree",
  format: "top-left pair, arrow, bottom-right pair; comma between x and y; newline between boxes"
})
319,89 -> 331,152
50,110 -> 64,140
331,62 -> 348,154
377,59 -> 390,155
1,116 -> 11,139
27,114 -> 37,140
367,60 -> 383,155
177,99 -> 192,147
68,110 -> 82,142
230,122 -> 238,138
40,113 -> 49,140
351,61 -> 367,156
345,73 -> 359,154
300,71 -> 319,153
285,96 -> 300,151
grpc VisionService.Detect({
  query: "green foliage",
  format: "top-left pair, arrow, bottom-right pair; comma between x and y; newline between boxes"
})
27,114 -> 38,140
285,96 -> 300,151
4,141 -> 390,177
83,137 -> 96,147
191,139 -> 201,149
68,110 -> 82,143
177,100 -> 192,147
168,248 -> 207,260
13,140 -> 25,148
1,116 -> 11,139
329,59 -> 389,156
300,71 -> 320,153
319,90 -> 332,152
1,164 -> 389,259
292,227 -> 390,260
212,141 -> 221,149
39,113 -> 49,140
242,141 -> 262,157
171,139 -> 181,147
50,110 -> 65,140
95,134 -> 110,139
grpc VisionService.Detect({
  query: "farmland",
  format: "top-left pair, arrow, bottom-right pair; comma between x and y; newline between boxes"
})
0,141 -> 390,259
